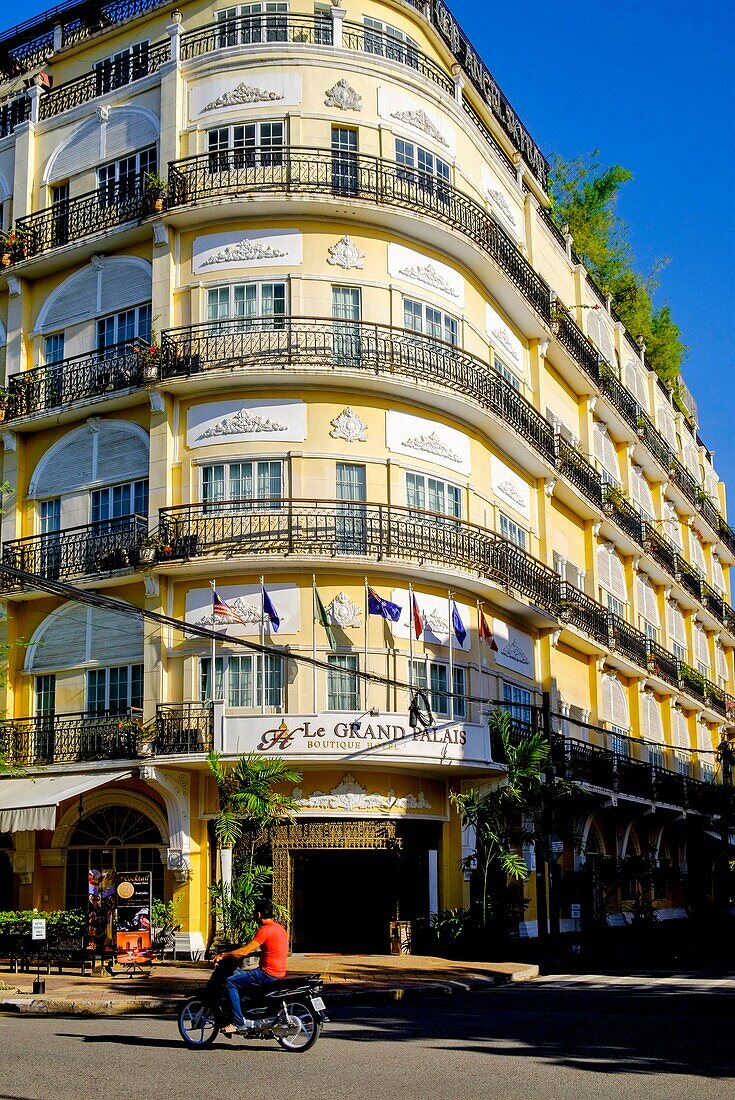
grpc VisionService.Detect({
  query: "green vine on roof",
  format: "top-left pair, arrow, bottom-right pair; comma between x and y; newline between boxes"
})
548,150 -> 686,391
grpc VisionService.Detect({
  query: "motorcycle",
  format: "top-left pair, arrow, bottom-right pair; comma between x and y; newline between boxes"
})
177,957 -> 328,1052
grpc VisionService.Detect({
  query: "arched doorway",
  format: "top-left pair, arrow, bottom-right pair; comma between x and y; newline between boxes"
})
0,833 -> 15,910
64,806 -> 165,910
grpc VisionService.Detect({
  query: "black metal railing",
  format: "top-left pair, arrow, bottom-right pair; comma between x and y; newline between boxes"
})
0,711 -> 141,766
158,497 -> 563,612
0,93 -> 30,137
38,38 -> 170,120
160,315 -> 557,463
154,703 -> 214,754
166,146 -> 552,321
554,310 -> 601,384
600,365 -> 639,430
341,22 -> 454,95
557,582 -> 610,646
0,514 -> 148,590
13,176 -> 152,262
5,339 -> 149,420
181,13 -> 332,57
554,436 -> 604,507
602,485 -> 644,544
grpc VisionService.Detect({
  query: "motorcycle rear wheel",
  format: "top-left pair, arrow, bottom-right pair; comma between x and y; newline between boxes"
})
275,1000 -> 321,1052
178,998 -> 220,1048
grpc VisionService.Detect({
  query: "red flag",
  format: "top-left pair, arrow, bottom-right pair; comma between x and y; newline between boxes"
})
479,607 -> 499,651
411,592 -> 424,639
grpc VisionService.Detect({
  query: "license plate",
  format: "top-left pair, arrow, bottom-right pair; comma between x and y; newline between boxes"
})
311,997 -> 326,1011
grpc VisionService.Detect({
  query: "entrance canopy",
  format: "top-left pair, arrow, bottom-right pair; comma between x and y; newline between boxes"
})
0,770 -> 133,832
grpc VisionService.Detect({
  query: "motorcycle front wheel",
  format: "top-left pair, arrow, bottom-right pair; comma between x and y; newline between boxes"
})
178,997 -> 220,1048
275,1000 -> 322,1052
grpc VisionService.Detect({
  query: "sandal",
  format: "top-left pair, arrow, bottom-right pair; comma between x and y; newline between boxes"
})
222,1024 -> 241,1034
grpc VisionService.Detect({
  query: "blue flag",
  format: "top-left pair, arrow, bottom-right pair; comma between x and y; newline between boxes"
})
367,586 -> 402,622
452,601 -> 466,645
262,585 -> 280,632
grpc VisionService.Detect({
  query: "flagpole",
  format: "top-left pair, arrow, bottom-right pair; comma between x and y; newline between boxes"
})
210,580 -> 217,702
364,577 -> 369,711
312,574 -> 317,714
448,589 -> 454,722
260,575 -> 266,714
408,583 -> 414,693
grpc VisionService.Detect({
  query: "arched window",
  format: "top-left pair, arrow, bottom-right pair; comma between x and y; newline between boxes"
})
26,602 -> 144,675
624,359 -> 649,411
657,402 -> 678,450
45,107 -> 159,184
65,805 -> 164,910
696,722 -> 715,781
597,544 -> 627,616
592,420 -> 621,485
601,674 -> 629,754
693,622 -> 710,674
630,466 -> 654,521
712,553 -> 726,594
671,707 -> 691,775
636,573 -> 660,639
690,530 -> 707,575
682,441 -> 701,484
716,644 -> 730,687
641,692 -> 664,767
667,601 -> 687,661
29,420 -> 149,501
663,500 -> 683,550
586,308 -> 616,366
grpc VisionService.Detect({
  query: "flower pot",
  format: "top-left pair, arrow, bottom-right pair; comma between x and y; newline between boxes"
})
137,740 -> 155,758
1,253 -> 11,267
139,546 -> 157,565
152,197 -> 164,212
143,361 -> 159,383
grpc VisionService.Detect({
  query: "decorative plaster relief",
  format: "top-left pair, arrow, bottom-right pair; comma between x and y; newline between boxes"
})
390,108 -> 448,147
193,230 -> 301,273
187,398 -> 305,447
377,86 -> 456,156
388,243 -> 464,306
327,235 -> 365,270
481,163 -> 521,236
490,454 -> 531,519
486,301 -> 524,367
388,588 -> 472,652
401,430 -> 461,464
386,410 -> 470,474
328,592 -> 362,629
203,82 -> 284,110
492,618 -> 534,676
186,583 -> 300,636
292,774 -> 431,812
330,407 -> 368,442
325,79 -> 362,110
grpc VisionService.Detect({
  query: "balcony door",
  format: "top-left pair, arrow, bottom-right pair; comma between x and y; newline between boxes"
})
51,182 -> 70,248
336,462 -> 366,553
332,285 -> 361,363
39,497 -> 61,580
331,126 -> 358,195
34,673 -> 56,764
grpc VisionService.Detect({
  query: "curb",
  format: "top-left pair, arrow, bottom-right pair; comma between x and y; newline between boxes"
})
0,969 -> 538,1017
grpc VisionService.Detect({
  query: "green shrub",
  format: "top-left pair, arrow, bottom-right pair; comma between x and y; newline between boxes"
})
0,909 -> 85,938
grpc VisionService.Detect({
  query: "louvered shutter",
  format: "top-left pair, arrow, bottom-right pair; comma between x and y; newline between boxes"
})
601,675 -> 629,729
705,469 -> 719,501
712,554 -> 726,594
696,722 -> 713,756
631,466 -> 655,519
49,109 -> 158,182
103,109 -> 158,164
90,607 -> 144,665
716,645 -> 729,684
96,423 -> 149,483
98,260 -> 152,315
597,545 -> 627,602
664,500 -> 683,549
667,602 -> 686,649
691,531 -> 706,574
625,360 -> 649,411
672,708 -> 690,751
641,692 -> 664,744
693,623 -> 710,669
636,574 -> 660,629
587,309 -> 616,366
32,428 -> 95,497
49,117 -> 103,182
683,442 -> 701,483
38,259 -> 152,332
29,604 -> 89,672
593,421 -> 621,481
656,403 -> 678,450
38,265 -> 98,329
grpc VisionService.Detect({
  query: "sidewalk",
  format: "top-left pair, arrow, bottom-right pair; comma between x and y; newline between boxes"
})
0,954 -> 539,1016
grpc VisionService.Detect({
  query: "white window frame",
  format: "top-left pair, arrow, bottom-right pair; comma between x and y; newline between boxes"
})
93,40 -> 150,92
499,512 -> 527,551
405,470 -> 462,521
201,458 -> 284,511
200,653 -> 283,709
206,282 -> 287,331
207,120 -> 285,168
327,654 -> 360,711
86,663 -> 143,715
402,297 -> 458,347
96,303 -> 152,352
216,3 -> 288,46
411,659 -> 466,719
395,137 -> 451,192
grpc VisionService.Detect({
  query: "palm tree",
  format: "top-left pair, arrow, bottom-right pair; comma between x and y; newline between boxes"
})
450,709 -> 549,930
206,751 -> 301,939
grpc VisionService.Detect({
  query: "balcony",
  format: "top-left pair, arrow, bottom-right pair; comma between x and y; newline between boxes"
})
154,703 -> 214,755
602,484 -> 645,545
0,515 -> 148,592
166,146 -> 553,322
11,176 -> 155,264
0,712 -> 140,767
554,436 -> 604,509
158,497 -> 563,615
160,315 -> 557,465
37,38 -> 170,121
4,339 -> 150,421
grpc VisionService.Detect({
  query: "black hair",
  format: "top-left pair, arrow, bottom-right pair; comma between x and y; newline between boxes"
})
257,900 -> 274,920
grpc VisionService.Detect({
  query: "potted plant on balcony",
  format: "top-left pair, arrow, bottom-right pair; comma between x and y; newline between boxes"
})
140,532 -> 164,565
602,484 -> 626,515
0,232 -> 12,267
635,415 -> 647,439
139,340 -> 161,383
144,171 -> 168,214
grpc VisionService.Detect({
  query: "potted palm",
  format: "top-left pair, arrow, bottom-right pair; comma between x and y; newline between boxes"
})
144,172 -> 168,213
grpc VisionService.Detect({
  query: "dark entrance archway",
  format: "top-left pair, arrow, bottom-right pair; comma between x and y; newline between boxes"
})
0,835 -> 15,910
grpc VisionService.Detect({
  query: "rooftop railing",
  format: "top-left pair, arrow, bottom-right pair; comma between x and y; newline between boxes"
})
37,37 -> 170,119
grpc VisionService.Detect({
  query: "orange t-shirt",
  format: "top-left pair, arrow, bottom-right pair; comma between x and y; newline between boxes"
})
254,921 -> 288,978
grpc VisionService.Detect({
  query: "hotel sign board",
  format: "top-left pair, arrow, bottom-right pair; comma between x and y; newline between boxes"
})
221,712 -> 493,769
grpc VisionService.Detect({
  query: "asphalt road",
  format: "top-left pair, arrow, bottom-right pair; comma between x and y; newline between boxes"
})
1,976 -> 734,1100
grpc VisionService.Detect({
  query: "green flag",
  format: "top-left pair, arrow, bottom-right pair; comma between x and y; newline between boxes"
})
315,586 -> 337,651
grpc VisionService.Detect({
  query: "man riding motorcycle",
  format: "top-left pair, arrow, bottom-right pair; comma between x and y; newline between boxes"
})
213,901 -> 288,1035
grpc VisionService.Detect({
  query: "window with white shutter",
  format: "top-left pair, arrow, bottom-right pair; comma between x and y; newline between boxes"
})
597,544 -> 627,616
625,360 -> 649,411
30,421 -> 149,500
664,500 -> 683,549
704,469 -> 719,502
47,107 -> 159,184
28,603 -> 144,673
636,574 -> 660,639
696,722 -> 715,780
712,553 -> 726,595
667,601 -> 687,662
641,692 -> 665,766
601,674 -> 629,753
37,258 -> 152,334
587,308 -> 616,366
630,466 -> 655,521
716,644 -> 730,687
690,530 -> 707,575
656,403 -> 678,450
592,421 -> 621,485
693,622 -> 710,673
683,441 -> 701,483
671,707 -> 691,774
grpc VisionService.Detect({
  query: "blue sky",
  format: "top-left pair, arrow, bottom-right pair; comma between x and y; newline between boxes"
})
4,2 -> 734,490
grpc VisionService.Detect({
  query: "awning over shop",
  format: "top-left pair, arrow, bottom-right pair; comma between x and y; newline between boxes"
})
0,770 -> 132,832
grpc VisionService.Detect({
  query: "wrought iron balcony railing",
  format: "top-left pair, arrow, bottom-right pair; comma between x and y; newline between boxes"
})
340,22 -> 454,96
154,703 -> 214,755
0,92 -> 30,137
166,146 -> 553,322
4,339 -> 149,420
0,514 -> 148,591
0,711 -> 141,766
160,315 -> 557,465
12,176 -> 153,262
38,37 -> 170,120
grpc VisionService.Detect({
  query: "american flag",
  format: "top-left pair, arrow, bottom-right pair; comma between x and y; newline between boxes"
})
212,588 -> 251,626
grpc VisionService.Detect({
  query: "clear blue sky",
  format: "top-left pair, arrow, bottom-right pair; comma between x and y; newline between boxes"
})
4,1 -> 734,490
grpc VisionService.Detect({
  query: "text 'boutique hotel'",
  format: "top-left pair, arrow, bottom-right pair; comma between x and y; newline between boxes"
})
0,0 -> 733,948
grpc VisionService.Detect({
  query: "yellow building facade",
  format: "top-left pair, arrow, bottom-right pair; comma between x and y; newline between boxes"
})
0,0 -> 732,947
